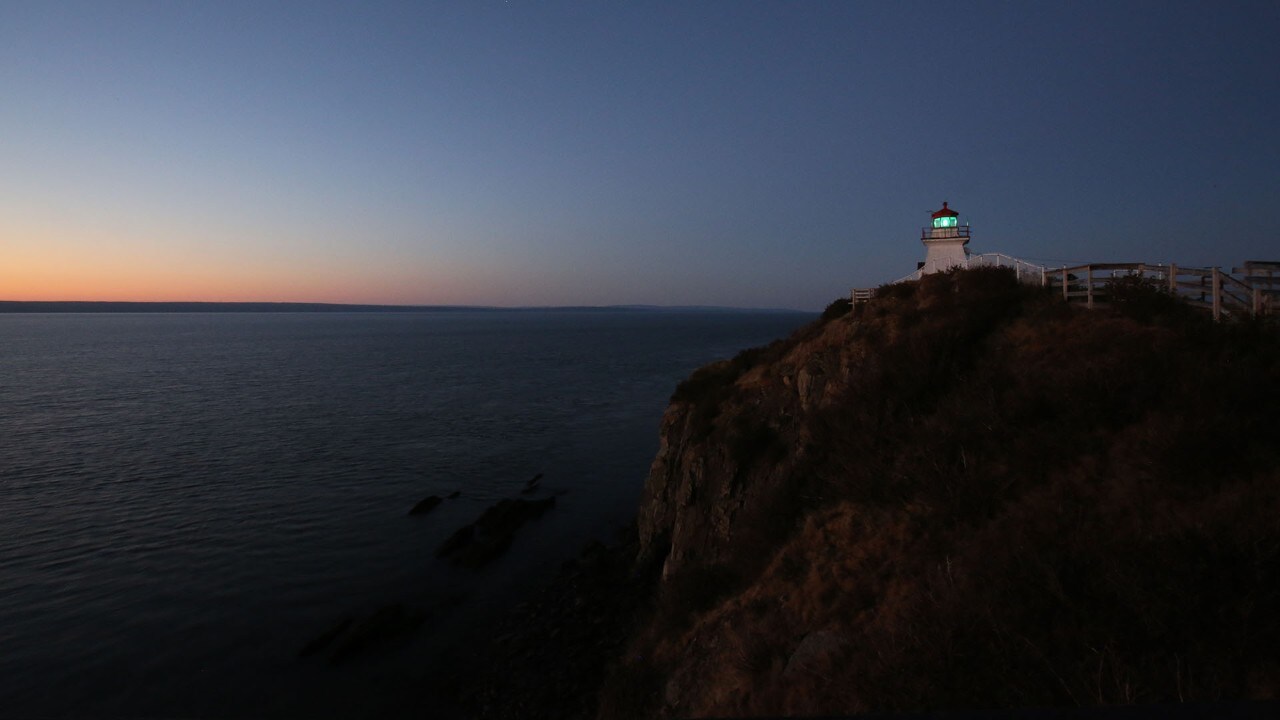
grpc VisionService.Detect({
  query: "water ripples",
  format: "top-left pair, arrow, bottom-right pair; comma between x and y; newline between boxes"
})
0,310 -> 808,716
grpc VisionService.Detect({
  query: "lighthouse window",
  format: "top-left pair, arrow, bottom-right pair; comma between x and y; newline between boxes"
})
933,216 -> 957,228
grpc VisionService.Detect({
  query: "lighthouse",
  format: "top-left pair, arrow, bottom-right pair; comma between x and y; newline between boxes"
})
919,201 -> 971,274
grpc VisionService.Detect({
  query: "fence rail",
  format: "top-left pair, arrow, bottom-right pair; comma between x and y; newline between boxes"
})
1040,262 -> 1273,320
855,256 -> 1278,321
850,288 -> 875,307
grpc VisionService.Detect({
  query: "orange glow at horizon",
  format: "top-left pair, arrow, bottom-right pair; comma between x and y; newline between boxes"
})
1,229 -> 465,305
4,215 -> 640,307
0,261 -> 464,305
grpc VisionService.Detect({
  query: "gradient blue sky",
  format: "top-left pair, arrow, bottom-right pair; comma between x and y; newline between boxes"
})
3,1 -> 1277,309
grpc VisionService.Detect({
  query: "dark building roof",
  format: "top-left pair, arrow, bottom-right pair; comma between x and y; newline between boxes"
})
931,201 -> 959,219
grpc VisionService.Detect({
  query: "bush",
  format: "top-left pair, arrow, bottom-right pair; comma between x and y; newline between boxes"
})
875,280 -> 918,301
655,562 -> 745,634
727,413 -> 785,468
1105,274 -> 1201,325
821,297 -> 852,321
597,654 -> 665,720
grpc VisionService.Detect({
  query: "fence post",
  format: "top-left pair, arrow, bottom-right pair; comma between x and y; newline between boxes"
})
1062,268 -> 1069,301
1212,267 -> 1222,321
1086,266 -> 1094,309
1169,263 -> 1177,293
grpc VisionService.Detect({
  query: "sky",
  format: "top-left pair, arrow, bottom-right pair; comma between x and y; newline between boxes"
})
2,1 -> 1277,310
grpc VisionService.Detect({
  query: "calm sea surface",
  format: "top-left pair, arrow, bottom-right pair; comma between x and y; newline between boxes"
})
0,309 -> 808,717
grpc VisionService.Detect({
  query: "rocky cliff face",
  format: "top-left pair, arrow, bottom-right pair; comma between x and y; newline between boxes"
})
606,269 -> 1280,719
635,305 -> 862,581
635,267 -> 1020,583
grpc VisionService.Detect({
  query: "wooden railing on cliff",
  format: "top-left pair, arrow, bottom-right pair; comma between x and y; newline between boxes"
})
1045,262 -> 1277,320
852,258 -> 1279,320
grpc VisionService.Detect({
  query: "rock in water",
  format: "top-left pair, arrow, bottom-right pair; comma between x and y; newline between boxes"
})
436,497 -> 557,568
409,495 -> 443,515
328,604 -> 428,664
469,497 -> 556,541
436,524 -> 476,558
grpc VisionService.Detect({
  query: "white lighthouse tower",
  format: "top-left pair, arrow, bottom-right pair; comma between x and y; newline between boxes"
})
919,201 -> 971,274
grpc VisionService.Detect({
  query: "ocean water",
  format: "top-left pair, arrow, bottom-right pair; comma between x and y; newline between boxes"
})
0,309 -> 808,717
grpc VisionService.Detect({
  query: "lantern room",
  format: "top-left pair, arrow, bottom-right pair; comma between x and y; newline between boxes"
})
932,202 -> 958,229
919,201 -> 972,274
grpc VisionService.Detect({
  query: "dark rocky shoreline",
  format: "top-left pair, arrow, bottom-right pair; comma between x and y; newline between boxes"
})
300,271 -> 1280,718
442,528 -> 653,720
290,516 -> 649,718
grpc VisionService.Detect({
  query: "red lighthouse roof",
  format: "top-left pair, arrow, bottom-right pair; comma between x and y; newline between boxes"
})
931,201 -> 959,219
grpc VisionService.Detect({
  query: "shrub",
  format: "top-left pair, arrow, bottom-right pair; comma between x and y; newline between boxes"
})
821,297 -> 852,321
596,654 -> 665,720
655,562 -> 745,634
1105,274 -> 1200,325
875,280 -> 918,301
727,413 -> 785,468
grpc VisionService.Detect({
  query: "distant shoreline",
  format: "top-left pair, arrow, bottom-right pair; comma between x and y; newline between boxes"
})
0,301 -> 811,314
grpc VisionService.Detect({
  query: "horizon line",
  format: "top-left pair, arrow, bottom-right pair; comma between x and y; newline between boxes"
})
0,300 -> 813,314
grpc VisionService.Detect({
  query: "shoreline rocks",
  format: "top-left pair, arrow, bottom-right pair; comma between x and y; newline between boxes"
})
436,497 -> 557,569
408,495 -> 443,515
299,604 -> 428,664
520,473 -> 543,495
447,529 -> 652,720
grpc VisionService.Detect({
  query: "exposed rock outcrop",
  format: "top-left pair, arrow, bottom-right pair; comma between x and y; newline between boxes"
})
299,604 -> 428,664
437,497 -> 556,569
450,535 -> 650,720
408,495 -> 443,515
610,269 -> 1280,718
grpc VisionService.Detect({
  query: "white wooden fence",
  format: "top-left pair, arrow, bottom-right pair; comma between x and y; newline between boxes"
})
852,257 -> 1279,320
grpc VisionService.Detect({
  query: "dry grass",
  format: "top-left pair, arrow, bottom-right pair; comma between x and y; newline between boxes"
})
602,268 -> 1280,718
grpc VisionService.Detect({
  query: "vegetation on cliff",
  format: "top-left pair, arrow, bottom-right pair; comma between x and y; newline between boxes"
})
603,268 -> 1280,718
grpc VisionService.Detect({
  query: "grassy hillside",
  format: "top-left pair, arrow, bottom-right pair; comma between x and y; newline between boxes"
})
605,268 -> 1280,718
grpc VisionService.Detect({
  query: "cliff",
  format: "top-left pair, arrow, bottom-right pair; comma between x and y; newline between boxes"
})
604,268 -> 1280,718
